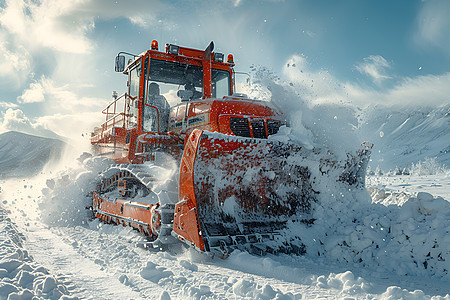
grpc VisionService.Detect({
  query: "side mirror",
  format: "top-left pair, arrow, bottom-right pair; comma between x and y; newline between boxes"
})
115,55 -> 125,72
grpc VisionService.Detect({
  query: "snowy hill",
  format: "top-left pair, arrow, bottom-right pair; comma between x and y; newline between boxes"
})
0,131 -> 66,178
357,103 -> 449,172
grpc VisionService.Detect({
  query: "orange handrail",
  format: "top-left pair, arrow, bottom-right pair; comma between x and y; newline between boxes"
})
92,92 -> 134,142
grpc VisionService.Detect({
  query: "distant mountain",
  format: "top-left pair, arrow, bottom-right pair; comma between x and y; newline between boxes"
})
0,131 -> 66,178
357,103 -> 449,171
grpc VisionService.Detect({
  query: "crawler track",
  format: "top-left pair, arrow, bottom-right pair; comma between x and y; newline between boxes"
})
93,164 -> 178,245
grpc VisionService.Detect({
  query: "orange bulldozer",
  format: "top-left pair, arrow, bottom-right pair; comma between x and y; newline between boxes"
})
90,40 -> 372,257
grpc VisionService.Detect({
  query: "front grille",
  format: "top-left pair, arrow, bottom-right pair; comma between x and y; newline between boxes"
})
251,120 -> 266,139
230,117 -> 281,139
230,117 -> 251,137
267,120 -> 281,136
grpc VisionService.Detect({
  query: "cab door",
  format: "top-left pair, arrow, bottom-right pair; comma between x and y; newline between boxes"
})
120,59 -> 142,162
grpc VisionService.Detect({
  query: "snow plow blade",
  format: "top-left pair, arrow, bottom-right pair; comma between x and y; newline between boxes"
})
172,129 -> 372,256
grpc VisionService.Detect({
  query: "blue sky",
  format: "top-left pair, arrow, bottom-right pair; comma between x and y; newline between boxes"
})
0,0 -> 449,139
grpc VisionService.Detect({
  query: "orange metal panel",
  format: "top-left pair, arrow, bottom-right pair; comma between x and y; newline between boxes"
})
173,129 -> 205,251
93,192 -> 155,234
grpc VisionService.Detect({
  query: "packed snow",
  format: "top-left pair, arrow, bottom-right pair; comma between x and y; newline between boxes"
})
0,70 -> 449,299
0,208 -> 76,299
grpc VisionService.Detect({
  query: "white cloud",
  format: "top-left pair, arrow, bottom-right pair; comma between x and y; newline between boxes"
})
0,108 -> 60,139
0,101 -> 19,109
129,15 -> 149,27
415,0 -> 450,55
233,0 -> 243,7
0,107 -> 104,141
18,81 -> 45,103
0,0 -> 94,54
232,0 -> 284,8
380,73 -> 450,106
0,39 -> 30,73
0,108 -> 32,131
281,54 -> 450,107
0,35 -> 32,86
0,0 -> 169,98
340,73 -> 450,107
0,0 -> 167,59
70,0 -> 166,23
63,0 -> 168,33
355,55 -> 392,84
17,76 -> 109,112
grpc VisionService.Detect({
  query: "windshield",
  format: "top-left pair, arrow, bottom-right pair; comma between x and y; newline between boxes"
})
148,59 -> 203,102
140,58 -> 232,133
144,58 -> 231,105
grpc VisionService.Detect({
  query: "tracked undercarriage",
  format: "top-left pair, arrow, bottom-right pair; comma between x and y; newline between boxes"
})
93,161 -> 178,244
92,129 -> 372,256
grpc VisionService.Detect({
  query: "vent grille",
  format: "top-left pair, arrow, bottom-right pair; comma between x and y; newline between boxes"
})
251,119 -> 266,139
230,117 -> 251,137
230,117 -> 281,138
267,120 -> 281,136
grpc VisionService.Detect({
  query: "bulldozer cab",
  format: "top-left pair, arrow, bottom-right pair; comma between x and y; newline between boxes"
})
118,41 -> 234,135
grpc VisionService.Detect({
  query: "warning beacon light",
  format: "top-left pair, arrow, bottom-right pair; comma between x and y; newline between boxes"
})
227,54 -> 234,64
151,40 -> 158,50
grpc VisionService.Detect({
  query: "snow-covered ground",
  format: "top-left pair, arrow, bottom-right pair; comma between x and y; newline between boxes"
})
0,154 -> 448,299
368,175 -> 449,202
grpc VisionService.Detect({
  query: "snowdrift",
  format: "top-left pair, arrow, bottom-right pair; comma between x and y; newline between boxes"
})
0,208 -> 75,299
299,187 -> 449,280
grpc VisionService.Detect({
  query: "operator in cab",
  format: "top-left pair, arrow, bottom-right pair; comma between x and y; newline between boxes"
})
144,82 -> 170,133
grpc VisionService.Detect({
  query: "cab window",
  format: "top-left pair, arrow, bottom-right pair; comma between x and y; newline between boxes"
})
129,63 -> 141,98
212,69 -> 231,98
